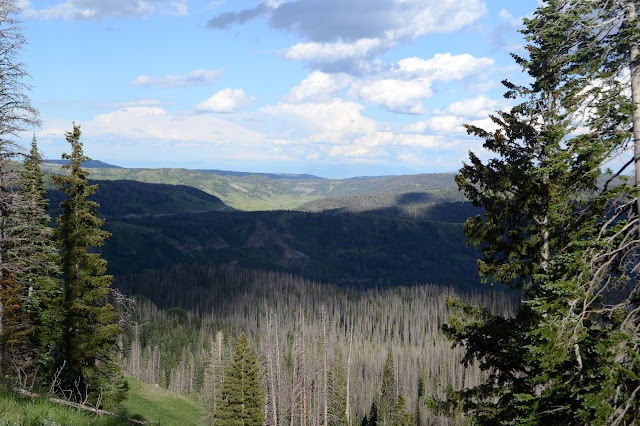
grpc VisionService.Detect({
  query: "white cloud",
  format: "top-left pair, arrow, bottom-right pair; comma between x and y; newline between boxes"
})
212,0 -> 486,72
348,78 -> 432,114
284,72 -> 352,103
196,88 -> 257,113
32,0 -> 189,21
263,99 -> 376,138
348,53 -> 495,114
398,53 -> 494,81
423,115 -> 499,134
282,38 -> 385,62
90,106 -> 265,144
130,69 -> 222,88
436,95 -> 508,118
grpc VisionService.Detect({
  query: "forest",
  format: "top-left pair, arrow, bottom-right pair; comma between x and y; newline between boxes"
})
1,0 -> 640,425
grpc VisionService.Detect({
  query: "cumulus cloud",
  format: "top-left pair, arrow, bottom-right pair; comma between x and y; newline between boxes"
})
348,78 -> 432,114
29,0 -> 188,21
283,38 -> 386,63
211,0 -> 486,70
196,88 -> 257,113
261,98 -> 452,160
284,72 -> 352,103
130,69 -> 223,88
418,115 -> 499,134
263,99 -> 376,137
261,0 -> 485,43
348,53 -> 494,114
90,106 -> 265,144
436,95 -> 509,118
397,54 -> 494,81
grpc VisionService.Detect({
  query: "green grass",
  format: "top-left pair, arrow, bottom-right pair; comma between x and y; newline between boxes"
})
120,377 -> 208,425
0,377 -> 207,426
0,388 -> 122,425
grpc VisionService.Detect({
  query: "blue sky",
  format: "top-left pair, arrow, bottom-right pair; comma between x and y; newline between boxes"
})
19,0 -> 540,178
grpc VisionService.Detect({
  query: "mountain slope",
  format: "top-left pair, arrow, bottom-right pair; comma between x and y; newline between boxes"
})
103,210 -> 480,288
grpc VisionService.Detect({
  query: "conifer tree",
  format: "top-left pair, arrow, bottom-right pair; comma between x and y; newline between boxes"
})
214,333 -> 264,426
10,136 -> 60,380
389,395 -> 413,426
52,124 -> 126,407
379,347 -> 395,424
441,0 -> 640,424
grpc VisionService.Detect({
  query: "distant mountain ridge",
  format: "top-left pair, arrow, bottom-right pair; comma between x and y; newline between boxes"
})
41,162 -> 460,211
196,169 -> 323,180
44,159 -> 123,169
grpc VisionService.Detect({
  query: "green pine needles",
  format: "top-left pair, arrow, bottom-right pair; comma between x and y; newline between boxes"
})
51,124 -> 127,407
214,333 -> 265,425
439,1 -> 640,424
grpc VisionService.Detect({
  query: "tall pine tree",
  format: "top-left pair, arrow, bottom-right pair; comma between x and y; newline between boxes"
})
10,136 -> 60,382
52,124 -> 126,407
214,333 -> 264,426
440,1 -> 640,424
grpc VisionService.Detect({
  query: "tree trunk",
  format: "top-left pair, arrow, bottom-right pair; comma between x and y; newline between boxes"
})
627,0 -> 640,237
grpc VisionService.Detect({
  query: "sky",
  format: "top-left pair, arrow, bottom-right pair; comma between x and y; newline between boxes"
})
18,0 -> 541,178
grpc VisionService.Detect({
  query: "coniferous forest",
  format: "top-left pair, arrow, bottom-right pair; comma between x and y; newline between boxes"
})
1,0 -> 640,425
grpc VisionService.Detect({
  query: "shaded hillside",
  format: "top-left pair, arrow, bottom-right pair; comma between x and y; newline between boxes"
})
102,209 -> 480,288
47,179 -> 231,219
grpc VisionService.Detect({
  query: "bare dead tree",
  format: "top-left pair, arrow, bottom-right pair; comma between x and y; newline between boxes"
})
0,0 -> 40,377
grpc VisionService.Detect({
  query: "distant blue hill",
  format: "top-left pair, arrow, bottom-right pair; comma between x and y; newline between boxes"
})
44,159 -> 124,169
196,169 -> 324,180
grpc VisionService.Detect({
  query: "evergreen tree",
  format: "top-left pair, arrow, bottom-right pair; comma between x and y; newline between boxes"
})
10,136 -> 60,381
390,395 -> 413,426
214,333 -> 264,426
379,347 -> 395,424
52,124 -> 126,407
440,1 -> 640,424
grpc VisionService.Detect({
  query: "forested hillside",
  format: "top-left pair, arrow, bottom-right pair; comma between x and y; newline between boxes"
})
100,208 -> 479,287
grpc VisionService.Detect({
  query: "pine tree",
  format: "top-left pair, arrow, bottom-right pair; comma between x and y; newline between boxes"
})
379,347 -> 395,424
214,333 -> 264,426
10,136 -> 60,382
52,124 -> 126,407
440,0 -> 640,424
389,395 -> 413,426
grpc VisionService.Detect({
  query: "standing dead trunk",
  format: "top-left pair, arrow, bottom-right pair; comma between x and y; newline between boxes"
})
627,0 -> 640,236
345,319 -> 353,424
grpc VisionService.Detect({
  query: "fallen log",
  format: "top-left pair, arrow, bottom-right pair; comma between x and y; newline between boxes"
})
11,388 -> 147,424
